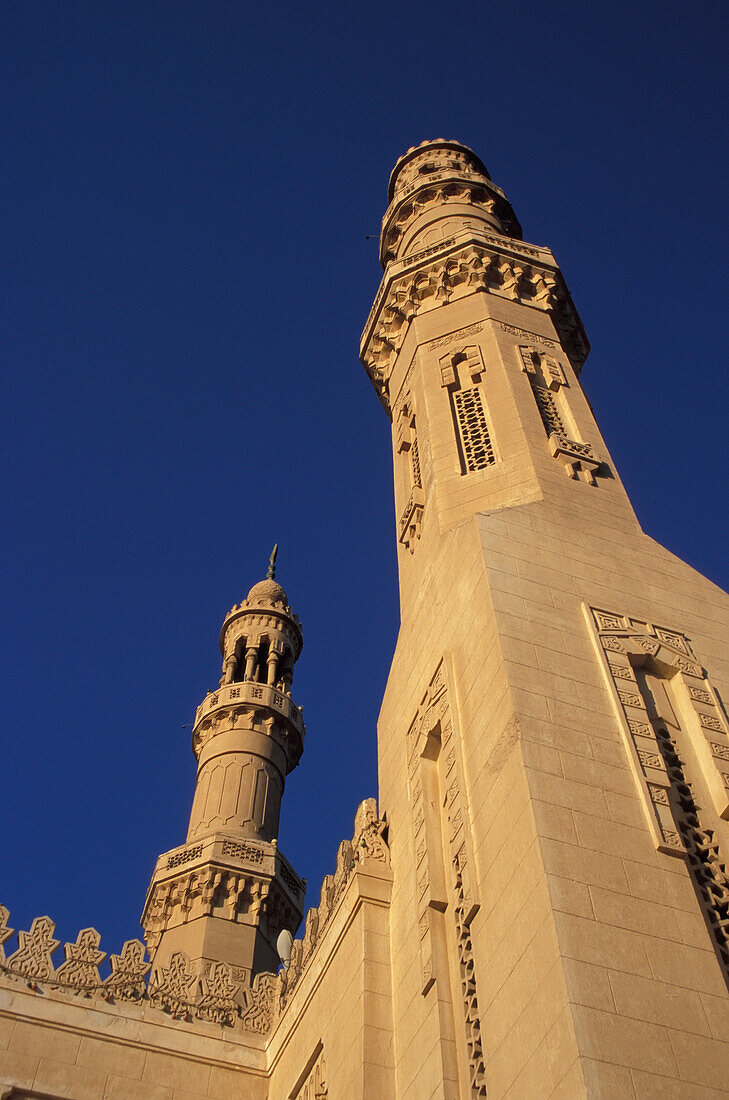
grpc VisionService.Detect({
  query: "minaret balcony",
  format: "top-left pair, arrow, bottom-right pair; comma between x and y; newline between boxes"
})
193,680 -> 304,734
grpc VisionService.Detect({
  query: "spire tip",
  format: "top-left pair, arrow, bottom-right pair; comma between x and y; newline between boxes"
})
267,543 -> 278,580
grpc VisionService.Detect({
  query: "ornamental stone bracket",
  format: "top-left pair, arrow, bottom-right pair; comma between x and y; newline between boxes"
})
398,485 -> 425,552
548,431 -> 601,484
360,231 -> 589,414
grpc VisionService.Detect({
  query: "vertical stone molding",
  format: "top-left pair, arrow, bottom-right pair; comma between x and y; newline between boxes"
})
290,1043 -> 328,1099
395,391 -> 426,551
406,657 -> 485,1093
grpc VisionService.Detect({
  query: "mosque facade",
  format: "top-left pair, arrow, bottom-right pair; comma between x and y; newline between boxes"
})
2,140 -> 729,1098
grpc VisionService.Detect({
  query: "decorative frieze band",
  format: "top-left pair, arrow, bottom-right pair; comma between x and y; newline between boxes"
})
361,235 -> 588,412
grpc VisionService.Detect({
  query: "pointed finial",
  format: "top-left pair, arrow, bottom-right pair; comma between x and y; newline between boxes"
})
267,543 -> 278,580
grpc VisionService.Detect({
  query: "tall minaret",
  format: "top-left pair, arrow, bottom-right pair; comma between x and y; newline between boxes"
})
142,550 -> 306,984
363,142 -> 729,1096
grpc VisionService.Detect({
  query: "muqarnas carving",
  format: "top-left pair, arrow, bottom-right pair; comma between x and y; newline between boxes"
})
361,241 -> 588,412
587,605 -> 729,973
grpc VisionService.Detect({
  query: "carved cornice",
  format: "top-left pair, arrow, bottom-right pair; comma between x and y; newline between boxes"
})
360,232 -> 588,414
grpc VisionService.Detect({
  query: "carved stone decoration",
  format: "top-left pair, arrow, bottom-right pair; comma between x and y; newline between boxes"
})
454,859 -> 487,1099
148,951 -> 197,1019
278,800 -> 390,1013
586,604 -> 729,974
332,839 -> 355,904
318,874 -> 334,930
197,961 -> 240,1026
302,907 -> 320,959
353,797 -> 389,864
103,939 -> 150,1002
406,660 -> 481,990
548,432 -> 601,484
0,906 -> 14,965
292,1048 -> 329,1099
657,726 -> 729,971
395,392 -> 426,551
407,653 -> 482,1097
241,970 -> 277,1033
54,928 -> 106,992
399,486 -> 426,552
361,239 -> 588,412
6,916 -> 59,983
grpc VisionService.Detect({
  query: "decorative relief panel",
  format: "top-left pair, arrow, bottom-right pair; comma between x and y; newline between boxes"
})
407,658 -> 486,1096
519,345 -> 601,484
428,322 -> 484,353
439,345 -> 497,476
497,321 -> 557,347
394,392 -> 425,552
395,392 -> 426,552
586,605 -> 729,972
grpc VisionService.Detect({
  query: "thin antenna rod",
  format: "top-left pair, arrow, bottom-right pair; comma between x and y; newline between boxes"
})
267,543 -> 278,580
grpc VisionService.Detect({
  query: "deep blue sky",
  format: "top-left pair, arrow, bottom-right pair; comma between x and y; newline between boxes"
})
2,3 -> 728,962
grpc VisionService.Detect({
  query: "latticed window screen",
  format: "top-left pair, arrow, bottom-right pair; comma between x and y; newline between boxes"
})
453,386 -> 495,473
530,379 -> 565,437
410,435 -> 422,488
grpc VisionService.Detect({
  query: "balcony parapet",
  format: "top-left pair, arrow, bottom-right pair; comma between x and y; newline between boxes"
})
194,681 -> 304,736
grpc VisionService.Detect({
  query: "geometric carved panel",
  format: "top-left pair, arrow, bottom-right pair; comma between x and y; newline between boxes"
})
585,603 -> 729,972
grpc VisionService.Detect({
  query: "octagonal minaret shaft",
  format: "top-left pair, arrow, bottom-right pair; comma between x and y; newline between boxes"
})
142,552 -> 306,984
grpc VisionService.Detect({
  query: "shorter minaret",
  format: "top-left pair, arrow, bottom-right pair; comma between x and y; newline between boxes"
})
142,550 -> 306,984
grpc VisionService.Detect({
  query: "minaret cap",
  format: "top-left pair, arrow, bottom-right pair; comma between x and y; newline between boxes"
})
246,577 -> 289,606
220,546 -> 302,656
246,543 -> 288,607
